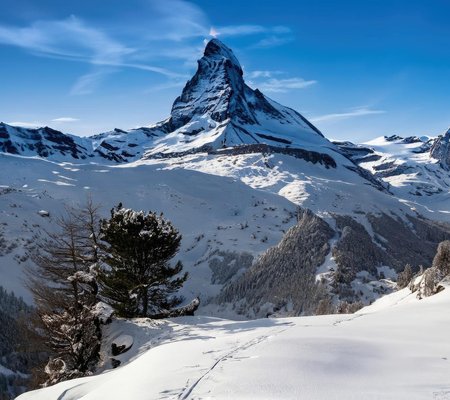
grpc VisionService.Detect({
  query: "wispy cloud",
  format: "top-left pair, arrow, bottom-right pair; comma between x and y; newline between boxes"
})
7,121 -> 43,128
7,118 -> 80,127
70,69 -> 115,95
145,80 -> 187,93
208,24 -> 292,48
0,15 -> 183,94
148,0 -> 209,41
210,25 -> 265,37
251,77 -> 317,93
247,70 -> 283,79
51,117 -> 80,122
253,35 -> 294,48
0,1 -> 295,96
0,16 -> 133,64
247,69 -> 316,93
210,24 -> 291,38
310,107 -> 386,123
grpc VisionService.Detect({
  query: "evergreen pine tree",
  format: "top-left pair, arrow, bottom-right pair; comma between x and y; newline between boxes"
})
397,264 -> 414,289
432,240 -> 450,275
99,204 -> 188,318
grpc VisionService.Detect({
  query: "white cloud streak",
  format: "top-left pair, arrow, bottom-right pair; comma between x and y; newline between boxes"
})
210,24 -> 291,38
0,16 -> 133,64
310,108 -> 386,123
51,117 -> 80,122
253,35 -> 294,48
7,121 -> 43,128
247,70 -> 281,79
70,70 -> 112,95
148,0 -> 209,41
0,1 -> 295,95
0,15 -> 184,94
254,77 -> 317,93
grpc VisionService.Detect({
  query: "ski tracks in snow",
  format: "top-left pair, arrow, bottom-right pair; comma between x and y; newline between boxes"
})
178,324 -> 293,399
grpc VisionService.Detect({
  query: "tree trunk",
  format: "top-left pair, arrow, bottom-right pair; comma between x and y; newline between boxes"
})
141,287 -> 149,317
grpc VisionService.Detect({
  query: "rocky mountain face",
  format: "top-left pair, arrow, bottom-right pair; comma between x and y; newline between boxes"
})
157,39 -> 325,151
431,128 -> 450,169
1,39 -> 450,318
0,123 -> 91,160
91,39 -> 339,165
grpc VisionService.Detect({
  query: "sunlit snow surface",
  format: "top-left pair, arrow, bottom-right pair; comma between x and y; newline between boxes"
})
0,153 -> 297,303
17,283 -> 450,400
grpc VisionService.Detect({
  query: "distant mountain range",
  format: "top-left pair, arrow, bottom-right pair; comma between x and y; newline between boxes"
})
1,39 -> 449,318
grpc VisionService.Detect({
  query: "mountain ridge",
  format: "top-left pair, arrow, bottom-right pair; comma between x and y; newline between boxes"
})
0,39 -> 333,163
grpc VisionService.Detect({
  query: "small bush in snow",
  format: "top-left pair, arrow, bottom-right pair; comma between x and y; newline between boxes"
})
337,300 -> 364,314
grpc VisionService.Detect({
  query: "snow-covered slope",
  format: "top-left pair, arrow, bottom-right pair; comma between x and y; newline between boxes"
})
17,282 -> 450,400
0,153 -> 297,304
3,35 -> 450,400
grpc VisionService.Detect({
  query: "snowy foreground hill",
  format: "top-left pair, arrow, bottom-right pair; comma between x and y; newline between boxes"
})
18,281 -> 450,400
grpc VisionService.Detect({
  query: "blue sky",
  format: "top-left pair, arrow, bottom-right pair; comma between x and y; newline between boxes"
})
0,0 -> 448,141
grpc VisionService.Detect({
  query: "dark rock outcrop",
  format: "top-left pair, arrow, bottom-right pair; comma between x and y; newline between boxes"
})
430,128 -> 450,169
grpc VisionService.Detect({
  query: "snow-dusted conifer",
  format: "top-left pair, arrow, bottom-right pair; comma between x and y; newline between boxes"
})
397,264 -> 414,289
409,241 -> 450,299
432,240 -> 450,275
99,204 -> 188,318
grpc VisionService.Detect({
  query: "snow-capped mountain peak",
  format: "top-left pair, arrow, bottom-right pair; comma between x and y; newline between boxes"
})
140,38 -> 330,158
203,38 -> 242,70
77,39 -> 332,161
169,38 -> 247,128
0,39 -> 332,162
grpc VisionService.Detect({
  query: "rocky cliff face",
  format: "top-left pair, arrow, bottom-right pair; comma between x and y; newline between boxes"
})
430,128 -> 450,169
138,38 -> 333,159
168,39 -> 323,138
0,123 -> 91,160
170,39 -> 248,128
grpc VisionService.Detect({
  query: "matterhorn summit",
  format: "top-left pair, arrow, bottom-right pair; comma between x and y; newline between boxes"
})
82,38 -> 334,162
140,38 -> 331,159
0,39 -> 339,164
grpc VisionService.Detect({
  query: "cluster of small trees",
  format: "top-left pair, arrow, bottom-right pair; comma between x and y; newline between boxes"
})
398,240 -> 450,298
27,200 -> 196,386
217,209 -> 335,318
